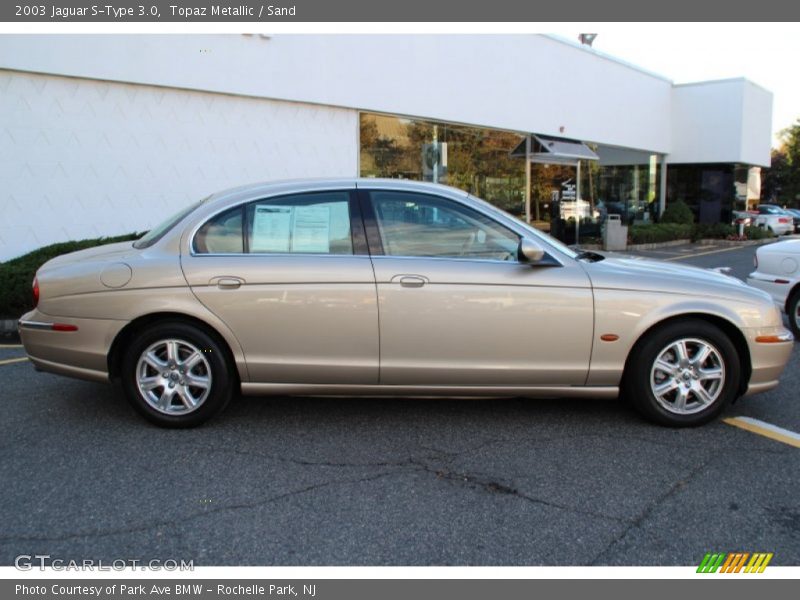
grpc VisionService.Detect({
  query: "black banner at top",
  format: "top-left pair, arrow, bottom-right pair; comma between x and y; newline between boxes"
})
3,0 -> 800,22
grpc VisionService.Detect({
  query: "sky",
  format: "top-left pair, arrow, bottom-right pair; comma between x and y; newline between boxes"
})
580,23 -> 799,148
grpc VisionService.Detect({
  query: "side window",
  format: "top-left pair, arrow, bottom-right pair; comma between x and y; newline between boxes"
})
194,206 -> 243,254
369,192 -> 520,261
246,191 -> 353,255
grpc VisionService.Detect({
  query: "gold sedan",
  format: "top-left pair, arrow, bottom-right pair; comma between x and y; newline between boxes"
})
19,179 -> 793,427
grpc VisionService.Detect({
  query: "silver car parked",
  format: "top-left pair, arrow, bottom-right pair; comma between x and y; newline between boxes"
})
19,179 -> 793,427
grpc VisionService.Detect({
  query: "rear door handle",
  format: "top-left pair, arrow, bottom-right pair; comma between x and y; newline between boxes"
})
211,276 -> 244,290
394,275 -> 428,288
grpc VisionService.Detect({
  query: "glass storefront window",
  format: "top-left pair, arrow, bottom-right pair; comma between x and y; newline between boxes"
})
360,112 -> 669,244
666,164 -> 735,224
584,155 -> 660,226
360,113 -> 526,217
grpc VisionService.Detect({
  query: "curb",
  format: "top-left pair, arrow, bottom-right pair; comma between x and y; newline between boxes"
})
584,237 -> 779,252
696,237 -> 777,248
626,239 -> 692,251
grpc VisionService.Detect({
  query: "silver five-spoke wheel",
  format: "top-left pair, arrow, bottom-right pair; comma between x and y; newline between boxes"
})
649,338 -> 725,415
136,339 -> 212,415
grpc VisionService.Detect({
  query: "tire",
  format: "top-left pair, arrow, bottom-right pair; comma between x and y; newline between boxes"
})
121,322 -> 234,427
787,289 -> 800,339
623,319 -> 740,427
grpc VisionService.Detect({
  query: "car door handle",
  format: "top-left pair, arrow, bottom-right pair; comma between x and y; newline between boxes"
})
212,277 -> 244,290
394,275 -> 428,288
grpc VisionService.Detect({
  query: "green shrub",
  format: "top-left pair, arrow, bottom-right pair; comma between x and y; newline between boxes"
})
661,200 -> 695,225
0,233 -> 141,318
743,226 -> 774,240
691,223 -> 735,241
628,223 -> 693,244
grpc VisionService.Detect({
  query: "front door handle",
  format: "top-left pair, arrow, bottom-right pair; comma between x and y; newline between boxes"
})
396,275 -> 427,288
211,276 -> 244,290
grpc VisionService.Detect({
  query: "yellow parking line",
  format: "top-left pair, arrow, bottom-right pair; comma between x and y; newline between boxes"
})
0,357 -> 28,366
723,417 -> 800,448
663,246 -> 747,261
0,344 -> 23,348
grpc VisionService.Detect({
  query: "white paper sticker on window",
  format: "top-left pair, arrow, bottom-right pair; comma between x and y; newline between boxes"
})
292,205 -> 331,253
252,206 -> 292,252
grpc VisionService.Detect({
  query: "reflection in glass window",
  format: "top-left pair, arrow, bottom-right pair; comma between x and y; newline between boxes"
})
360,113 -> 526,217
246,192 -> 353,255
370,192 -> 519,261
193,206 -> 244,254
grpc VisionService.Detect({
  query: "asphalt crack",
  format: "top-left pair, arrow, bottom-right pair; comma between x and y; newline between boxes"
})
0,471 -> 395,544
418,464 -> 627,524
587,455 -> 717,565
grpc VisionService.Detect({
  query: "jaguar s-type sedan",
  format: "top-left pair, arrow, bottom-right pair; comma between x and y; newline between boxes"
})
19,179 -> 793,428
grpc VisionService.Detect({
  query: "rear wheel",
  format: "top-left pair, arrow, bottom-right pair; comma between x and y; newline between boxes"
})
623,319 -> 740,427
121,322 -> 233,427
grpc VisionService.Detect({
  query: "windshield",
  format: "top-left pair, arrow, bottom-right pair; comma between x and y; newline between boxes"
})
762,205 -> 785,215
133,199 -> 206,249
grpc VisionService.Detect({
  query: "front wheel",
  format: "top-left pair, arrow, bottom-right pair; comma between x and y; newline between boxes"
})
121,322 -> 234,427
623,320 -> 740,427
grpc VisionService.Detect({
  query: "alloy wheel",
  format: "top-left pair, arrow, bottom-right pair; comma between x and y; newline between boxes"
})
135,339 -> 212,415
649,338 -> 725,415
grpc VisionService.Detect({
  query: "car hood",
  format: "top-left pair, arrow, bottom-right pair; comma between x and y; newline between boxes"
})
40,241 -> 136,271
582,255 -> 769,304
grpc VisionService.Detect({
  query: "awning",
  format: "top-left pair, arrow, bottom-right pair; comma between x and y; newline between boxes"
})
511,134 -> 599,163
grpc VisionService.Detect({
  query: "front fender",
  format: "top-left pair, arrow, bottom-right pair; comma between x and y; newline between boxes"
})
586,288 -> 771,386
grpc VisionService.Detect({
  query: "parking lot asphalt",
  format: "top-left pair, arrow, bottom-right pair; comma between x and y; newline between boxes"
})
0,243 -> 798,566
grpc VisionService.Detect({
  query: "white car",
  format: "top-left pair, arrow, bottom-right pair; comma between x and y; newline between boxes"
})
747,239 -> 800,336
753,205 -> 794,236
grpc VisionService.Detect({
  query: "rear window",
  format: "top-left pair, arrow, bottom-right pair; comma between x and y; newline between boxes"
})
134,199 -> 205,249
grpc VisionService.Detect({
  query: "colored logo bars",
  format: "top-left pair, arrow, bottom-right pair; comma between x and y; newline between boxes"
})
697,552 -> 773,573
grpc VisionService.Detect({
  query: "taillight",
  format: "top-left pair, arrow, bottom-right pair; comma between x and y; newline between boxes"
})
779,217 -> 790,223
32,277 -> 39,308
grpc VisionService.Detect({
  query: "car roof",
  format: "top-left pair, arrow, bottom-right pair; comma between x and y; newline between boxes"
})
204,177 -> 469,207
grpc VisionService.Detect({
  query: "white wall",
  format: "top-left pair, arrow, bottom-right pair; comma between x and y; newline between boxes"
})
0,34 -> 674,154
669,79 -> 772,166
0,70 -> 358,261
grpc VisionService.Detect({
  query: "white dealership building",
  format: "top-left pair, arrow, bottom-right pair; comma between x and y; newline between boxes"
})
0,34 -> 772,260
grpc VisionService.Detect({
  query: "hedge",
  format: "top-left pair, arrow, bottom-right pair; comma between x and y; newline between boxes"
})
629,223 -> 774,245
628,223 -> 693,244
0,233 -> 141,319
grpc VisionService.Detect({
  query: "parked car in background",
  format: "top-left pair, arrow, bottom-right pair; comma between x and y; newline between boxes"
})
748,239 -> 800,337
18,179 -> 793,428
783,207 -> 800,233
754,204 -> 795,236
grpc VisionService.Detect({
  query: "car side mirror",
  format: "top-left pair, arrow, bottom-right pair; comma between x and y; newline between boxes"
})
518,238 -> 545,263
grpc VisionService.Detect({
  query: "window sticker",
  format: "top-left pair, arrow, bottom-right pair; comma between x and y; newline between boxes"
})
292,205 -> 331,253
251,204 -> 333,253
252,206 -> 292,252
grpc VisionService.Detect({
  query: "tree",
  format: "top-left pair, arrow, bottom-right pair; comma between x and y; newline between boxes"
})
762,148 -> 788,203
763,119 -> 800,207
